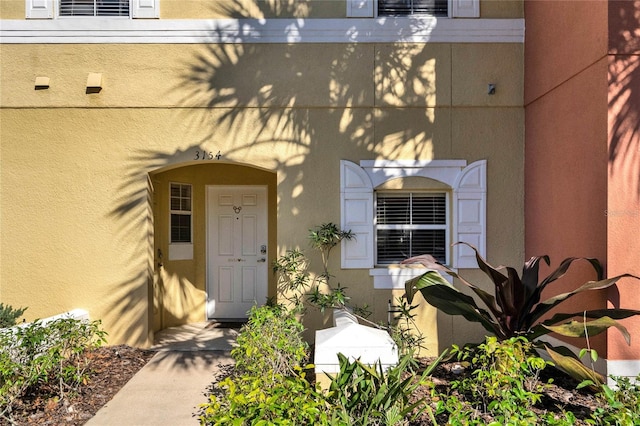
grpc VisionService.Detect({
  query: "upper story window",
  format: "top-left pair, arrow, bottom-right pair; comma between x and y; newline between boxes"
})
346,0 -> 478,19
376,192 -> 448,265
378,0 -> 448,17
60,0 -> 129,17
25,0 -> 159,19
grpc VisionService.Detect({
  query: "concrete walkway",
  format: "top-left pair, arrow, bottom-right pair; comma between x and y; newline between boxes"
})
86,322 -> 238,426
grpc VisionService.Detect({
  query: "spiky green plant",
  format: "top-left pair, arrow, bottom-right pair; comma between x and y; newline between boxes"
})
403,243 -> 640,386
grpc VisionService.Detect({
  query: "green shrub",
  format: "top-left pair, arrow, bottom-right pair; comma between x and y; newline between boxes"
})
589,374 -> 640,425
0,303 -> 27,329
200,368 -> 329,425
436,336 -> 552,424
388,297 -> 426,356
201,304 -> 328,425
232,304 -> 308,382
326,352 -> 439,426
274,223 -> 359,313
0,317 -> 107,421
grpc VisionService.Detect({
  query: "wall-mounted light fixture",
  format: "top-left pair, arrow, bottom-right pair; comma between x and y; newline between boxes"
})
86,73 -> 102,94
487,83 -> 496,95
34,76 -> 50,90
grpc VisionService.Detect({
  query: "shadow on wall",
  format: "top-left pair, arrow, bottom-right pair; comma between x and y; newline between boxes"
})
608,1 -> 640,199
107,0 -> 442,345
107,147 -> 206,346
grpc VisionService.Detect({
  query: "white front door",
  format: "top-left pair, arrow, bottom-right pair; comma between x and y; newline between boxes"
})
206,186 -> 268,319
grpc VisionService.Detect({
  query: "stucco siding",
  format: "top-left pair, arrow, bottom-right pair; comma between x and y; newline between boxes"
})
1,0 -> 524,20
2,37 -> 524,350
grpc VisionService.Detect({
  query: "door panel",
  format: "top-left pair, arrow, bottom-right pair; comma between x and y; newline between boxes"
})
207,186 -> 268,319
241,266 -> 257,302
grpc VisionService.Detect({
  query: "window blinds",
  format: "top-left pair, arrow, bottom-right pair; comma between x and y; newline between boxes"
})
378,0 -> 448,17
376,193 -> 447,264
59,0 -> 130,16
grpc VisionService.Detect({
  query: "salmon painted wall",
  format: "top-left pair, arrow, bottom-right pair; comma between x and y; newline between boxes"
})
525,1 -> 610,355
526,0 -> 640,365
606,1 -> 640,362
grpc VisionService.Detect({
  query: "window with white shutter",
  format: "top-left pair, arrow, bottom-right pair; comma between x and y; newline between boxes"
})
60,0 -> 129,16
340,159 -> 486,281
25,0 -> 159,18
347,0 -> 478,18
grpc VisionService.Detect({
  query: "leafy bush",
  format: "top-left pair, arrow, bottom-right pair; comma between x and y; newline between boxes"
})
274,223 -> 357,313
232,304 -> 308,382
201,304 -> 328,425
445,336 -> 551,423
200,368 -> 329,425
0,303 -> 27,329
0,317 -> 107,421
326,352 -> 443,426
403,243 -> 640,385
388,297 -> 426,356
589,374 -> 640,425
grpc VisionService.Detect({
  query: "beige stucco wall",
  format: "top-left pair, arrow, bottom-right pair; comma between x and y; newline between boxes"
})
1,40 -> 523,351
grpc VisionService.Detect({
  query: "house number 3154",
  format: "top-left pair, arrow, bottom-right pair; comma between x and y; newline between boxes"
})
194,150 -> 222,160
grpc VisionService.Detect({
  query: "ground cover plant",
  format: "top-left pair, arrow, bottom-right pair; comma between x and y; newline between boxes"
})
3,344 -> 154,425
410,339 -> 640,425
201,238 -> 640,425
200,303 -> 640,425
0,315 -> 107,423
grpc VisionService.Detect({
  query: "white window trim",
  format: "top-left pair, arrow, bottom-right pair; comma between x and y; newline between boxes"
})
169,182 -> 193,261
340,159 -> 486,286
25,0 -> 159,20
6,17 -> 524,43
347,0 -> 479,18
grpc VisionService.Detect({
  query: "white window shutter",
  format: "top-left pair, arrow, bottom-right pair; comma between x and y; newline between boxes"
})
453,160 -> 486,268
451,0 -> 480,18
347,0 -> 374,17
341,160 -> 374,269
132,0 -> 159,18
25,0 -> 53,19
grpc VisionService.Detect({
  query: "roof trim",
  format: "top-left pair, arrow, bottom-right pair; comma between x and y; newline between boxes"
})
0,17 -> 524,44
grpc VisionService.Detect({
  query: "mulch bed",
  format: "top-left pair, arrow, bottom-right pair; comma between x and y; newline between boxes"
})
6,345 -> 155,426
5,346 -> 608,425
409,357 -> 604,425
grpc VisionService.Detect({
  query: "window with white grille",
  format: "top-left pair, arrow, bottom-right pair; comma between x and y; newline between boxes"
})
170,183 -> 192,244
59,0 -> 129,16
378,0 -> 448,17
376,192 -> 448,265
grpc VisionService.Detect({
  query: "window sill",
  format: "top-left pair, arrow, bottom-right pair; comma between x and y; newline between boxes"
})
369,266 -> 452,289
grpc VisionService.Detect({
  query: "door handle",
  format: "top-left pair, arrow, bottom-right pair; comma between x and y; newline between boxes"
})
257,258 -> 266,263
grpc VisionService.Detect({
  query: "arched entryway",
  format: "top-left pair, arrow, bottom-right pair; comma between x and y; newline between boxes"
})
150,162 -> 277,331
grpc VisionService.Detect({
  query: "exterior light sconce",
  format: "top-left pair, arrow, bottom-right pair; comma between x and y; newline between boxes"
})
35,76 -> 50,90
487,83 -> 496,95
86,73 -> 102,94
